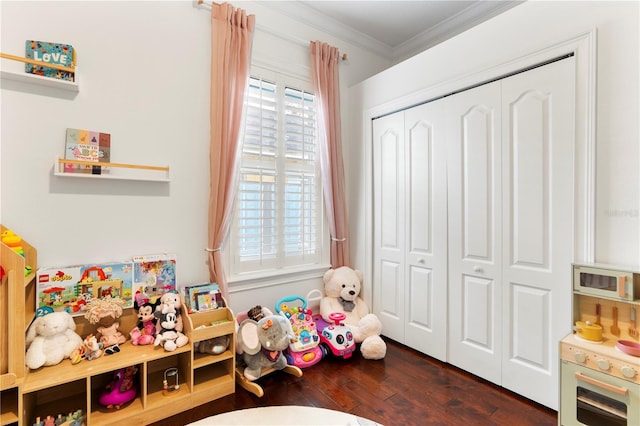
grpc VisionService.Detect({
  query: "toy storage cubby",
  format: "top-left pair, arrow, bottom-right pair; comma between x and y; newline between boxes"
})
0,225 -> 237,425
185,305 -> 236,406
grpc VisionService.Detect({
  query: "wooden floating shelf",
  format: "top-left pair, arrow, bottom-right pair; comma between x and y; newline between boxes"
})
1,51 -> 78,91
55,158 -> 171,182
1,69 -> 79,92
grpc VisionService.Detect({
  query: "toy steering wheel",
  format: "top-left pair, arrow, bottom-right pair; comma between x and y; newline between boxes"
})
328,312 -> 346,325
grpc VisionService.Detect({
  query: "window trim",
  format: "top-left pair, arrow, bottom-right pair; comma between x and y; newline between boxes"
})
224,65 -> 330,285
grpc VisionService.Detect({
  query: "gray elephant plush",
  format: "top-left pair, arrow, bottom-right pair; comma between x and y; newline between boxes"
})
238,314 -> 296,381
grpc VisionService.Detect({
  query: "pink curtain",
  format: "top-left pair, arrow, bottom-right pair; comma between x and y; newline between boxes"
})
208,3 -> 255,300
310,41 -> 350,268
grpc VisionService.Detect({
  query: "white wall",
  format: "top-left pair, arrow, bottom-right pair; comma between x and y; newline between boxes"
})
0,0 -> 390,314
347,0 -> 639,301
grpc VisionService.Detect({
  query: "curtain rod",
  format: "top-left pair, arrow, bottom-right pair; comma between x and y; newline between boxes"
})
196,0 -> 348,61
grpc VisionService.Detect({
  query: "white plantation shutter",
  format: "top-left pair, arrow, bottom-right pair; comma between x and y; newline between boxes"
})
231,74 -> 322,275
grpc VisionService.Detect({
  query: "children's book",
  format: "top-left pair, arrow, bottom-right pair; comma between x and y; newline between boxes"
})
183,283 -> 221,312
25,40 -> 75,81
64,128 -> 111,174
132,254 -> 177,304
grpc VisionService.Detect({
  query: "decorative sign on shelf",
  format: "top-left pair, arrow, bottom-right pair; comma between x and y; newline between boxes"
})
25,40 -> 75,81
64,128 -> 111,175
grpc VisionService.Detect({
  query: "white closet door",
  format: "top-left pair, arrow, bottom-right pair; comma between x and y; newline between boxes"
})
447,82 -> 503,384
403,102 -> 448,361
373,111 -> 406,342
500,57 -> 574,409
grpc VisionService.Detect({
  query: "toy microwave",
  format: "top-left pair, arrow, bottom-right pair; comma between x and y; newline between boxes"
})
573,263 -> 640,301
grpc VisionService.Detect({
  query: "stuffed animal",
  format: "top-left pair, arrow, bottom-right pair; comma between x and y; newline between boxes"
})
237,314 -> 296,381
80,333 -> 104,361
25,311 -> 83,369
320,266 -> 387,360
156,291 -> 182,315
154,308 -> 188,352
129,297 -> 158,346
154,291 -> 188,351
194,335 -> 230,355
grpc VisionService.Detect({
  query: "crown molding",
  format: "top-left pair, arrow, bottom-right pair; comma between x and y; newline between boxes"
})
393,1 -> 523,63
259,1 -> 394,60
259,1 -> 523,63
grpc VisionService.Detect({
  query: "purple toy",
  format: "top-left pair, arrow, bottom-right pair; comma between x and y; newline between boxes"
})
99,366 -> 138,409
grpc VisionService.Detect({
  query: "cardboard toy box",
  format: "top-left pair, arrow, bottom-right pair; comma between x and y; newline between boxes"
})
37,262 -> 134,316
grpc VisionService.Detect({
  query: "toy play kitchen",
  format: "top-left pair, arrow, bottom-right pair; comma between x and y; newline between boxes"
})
560,263 -> 640,425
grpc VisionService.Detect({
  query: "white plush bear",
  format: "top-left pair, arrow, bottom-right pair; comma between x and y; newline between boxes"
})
320,266 -> 387,360
25,311 -> 83,369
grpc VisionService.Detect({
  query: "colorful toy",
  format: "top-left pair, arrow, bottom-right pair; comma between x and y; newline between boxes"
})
320,266 -> 387,360
25,311 -> 83,369
99,366 -> 138,409
32,410 -> 83,426
315,312 -> 355,359
275,295 -> 323,368
84,297 -> 126,354
1,229 -> 24,256
82,334 -> 102,361
129,294 -> 158,345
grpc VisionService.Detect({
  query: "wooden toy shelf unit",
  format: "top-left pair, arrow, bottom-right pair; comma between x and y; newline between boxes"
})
0,226 -> 236,425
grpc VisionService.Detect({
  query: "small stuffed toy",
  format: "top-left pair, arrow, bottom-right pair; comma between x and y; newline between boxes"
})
237,314 -> 296,381
154,292 -> 188,351
81,333 -> 104,361
25,311 -> 83,369
129,296 -> 158,346
320,266 -> 387,360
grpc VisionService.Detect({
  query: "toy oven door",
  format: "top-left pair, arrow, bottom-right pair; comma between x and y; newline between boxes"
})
560,360 -> 639,426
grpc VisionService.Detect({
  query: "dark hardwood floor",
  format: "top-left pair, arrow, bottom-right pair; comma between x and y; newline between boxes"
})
152,338 -> 557,425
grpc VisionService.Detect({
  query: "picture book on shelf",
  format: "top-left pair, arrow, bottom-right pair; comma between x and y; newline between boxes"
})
64,128 -> 111,174
25,39 -> 75,81
183,283 -> 221,313
132,253 -> 177,304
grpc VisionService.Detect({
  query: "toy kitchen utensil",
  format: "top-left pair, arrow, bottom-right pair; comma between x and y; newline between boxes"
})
611,306 -> 620,336
595,302 -> 601,325
574,320 -> 603,342
616,339 -> 640,356
630,307 -> 638,338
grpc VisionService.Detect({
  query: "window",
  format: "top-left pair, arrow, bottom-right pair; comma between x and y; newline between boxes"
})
229,70 -> 324,278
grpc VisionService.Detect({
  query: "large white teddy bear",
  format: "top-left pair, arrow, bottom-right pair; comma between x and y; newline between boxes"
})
25,311 -> 83,369
320,266 -> 386,360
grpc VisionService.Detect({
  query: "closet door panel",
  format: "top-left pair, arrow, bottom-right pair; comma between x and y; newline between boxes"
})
501,57 -> 575,410
510,91 -> 548,265
404,103 -> 448,361
447,83 -> 502,384
373,112 -> 406,342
